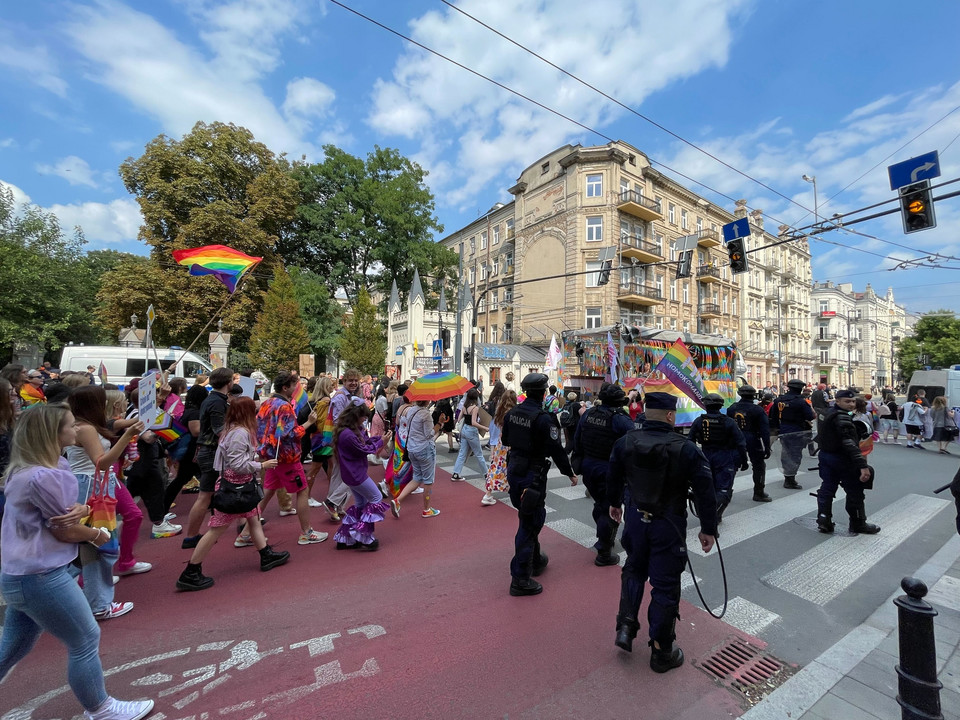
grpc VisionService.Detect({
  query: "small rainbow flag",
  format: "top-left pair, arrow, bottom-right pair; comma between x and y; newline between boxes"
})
20,383 -> 46,406
151,411 -> 187,442
654,339 -> 707,409
171,244 -> 262,293
292,383 -> 310,415
98,362 -> 108,385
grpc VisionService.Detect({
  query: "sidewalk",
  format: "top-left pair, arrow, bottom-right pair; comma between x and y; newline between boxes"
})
744,533 -> 960,720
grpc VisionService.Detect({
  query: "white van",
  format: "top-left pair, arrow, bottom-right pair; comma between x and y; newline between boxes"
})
906,368 -> 960,409
58,345 -> 213,388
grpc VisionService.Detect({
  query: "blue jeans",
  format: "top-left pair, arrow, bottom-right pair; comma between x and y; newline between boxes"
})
0,565 -> 108,711
73,473 -> 118,613
453,425 -> 487,476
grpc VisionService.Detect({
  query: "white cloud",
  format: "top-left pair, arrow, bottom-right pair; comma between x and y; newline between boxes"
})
0,180 -> 33,207
63,0 -> 322,158
110,140 -> 138,154
36,156 -> 101,188
49,198 -> 143,247
367,0 -> 751,206
0,30 -> 68,97
0,138 -> 16,150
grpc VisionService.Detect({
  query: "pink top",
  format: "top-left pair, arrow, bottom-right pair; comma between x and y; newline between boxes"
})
0,458 -> 80,575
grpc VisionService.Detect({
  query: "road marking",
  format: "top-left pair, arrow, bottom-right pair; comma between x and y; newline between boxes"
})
686,487 -> 815,557
549,485 -> 589,501
761,494 -> 950,605
713,596 -> 781,635
545,517 -> 597,548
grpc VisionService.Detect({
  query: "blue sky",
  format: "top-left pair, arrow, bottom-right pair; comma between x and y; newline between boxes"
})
2,0 -> 959,317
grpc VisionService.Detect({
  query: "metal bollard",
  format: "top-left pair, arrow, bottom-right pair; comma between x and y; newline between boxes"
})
894,577 -> 943,720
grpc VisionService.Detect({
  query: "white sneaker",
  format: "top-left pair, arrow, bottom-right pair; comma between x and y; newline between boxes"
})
481,495 -> 497,506
279,508 -> 298,516
112,575 -> 120,585
151,519 -> 182,538
298,529 -> 329,545
117,561 -> 152,576
84,696 -> 155,720
412,487 -> 424,494
164,512 -> 177,521
93,602 -> 134,620
307,498 -> 323,508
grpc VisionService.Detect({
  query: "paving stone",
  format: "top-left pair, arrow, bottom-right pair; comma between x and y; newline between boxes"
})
846,658 -> 898,699
806,692 -> 885,720
831,676 -> 901,719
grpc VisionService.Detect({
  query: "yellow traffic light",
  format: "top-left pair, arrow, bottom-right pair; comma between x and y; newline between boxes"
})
908,200 -> 924,214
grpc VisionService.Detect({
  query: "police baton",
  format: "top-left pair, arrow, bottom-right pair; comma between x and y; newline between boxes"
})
933,482 -> 952,494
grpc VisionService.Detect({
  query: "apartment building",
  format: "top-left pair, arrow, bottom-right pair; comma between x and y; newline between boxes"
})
439,141 -> 743,353
810,282 -> 908,390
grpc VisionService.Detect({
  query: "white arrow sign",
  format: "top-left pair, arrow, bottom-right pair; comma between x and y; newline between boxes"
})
910,162 -> 936,182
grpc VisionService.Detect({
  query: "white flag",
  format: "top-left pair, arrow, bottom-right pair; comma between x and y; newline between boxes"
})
545,334 -> 562,370
607,331 -> 619,384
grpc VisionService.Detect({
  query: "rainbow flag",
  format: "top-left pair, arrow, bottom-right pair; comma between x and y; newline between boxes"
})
150,411 -> 187,442
20,383 -> 46,406
654,339 -> 707,409
292,383 -> 310,415
171,244 -> 262,293
98,362 -> 108,385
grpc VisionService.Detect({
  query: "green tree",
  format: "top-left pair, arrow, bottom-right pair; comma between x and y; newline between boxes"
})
100,121 -> 299,348
289,267 -> 343,366
248,265 -> 311,379
896,311 -> 960,380
338,288 -> 386,376
282,145 -> 457,303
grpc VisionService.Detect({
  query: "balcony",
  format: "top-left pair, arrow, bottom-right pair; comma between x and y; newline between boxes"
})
505,227 -> 515,240
699,303 -> 722,319
617,190 -> 662,222
764,286 -> 780,300
697,228 -> 721,249
618,281 -> 662,306
817,357 -> 838,366
620,234 -> 665,263
816,333 -> 838,342
697,265 -> 721,283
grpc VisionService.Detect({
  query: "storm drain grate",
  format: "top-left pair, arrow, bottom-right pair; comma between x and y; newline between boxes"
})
699,639 -> 783,692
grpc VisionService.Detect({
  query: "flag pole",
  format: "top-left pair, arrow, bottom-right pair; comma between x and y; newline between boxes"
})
173,284 -> 243,369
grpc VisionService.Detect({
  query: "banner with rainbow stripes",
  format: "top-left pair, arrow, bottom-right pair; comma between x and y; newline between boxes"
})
171,244 -> 262,293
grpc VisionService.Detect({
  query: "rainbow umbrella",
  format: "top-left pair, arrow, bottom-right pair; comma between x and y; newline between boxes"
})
404,371 -> 474,402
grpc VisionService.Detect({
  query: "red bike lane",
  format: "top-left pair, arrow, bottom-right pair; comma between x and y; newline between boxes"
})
1,467 -> 757,720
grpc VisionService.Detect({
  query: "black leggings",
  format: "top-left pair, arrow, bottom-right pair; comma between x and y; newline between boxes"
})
164,446 -> 200,514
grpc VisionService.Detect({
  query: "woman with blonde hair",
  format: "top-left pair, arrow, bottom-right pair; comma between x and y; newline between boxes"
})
931,396 -> 957,454
482,390 -> 516,505
307,375 -> 335,507
0,404 -> 155,720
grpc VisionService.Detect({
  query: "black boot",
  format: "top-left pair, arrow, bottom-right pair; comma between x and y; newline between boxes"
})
783,476 -> 802,490
650,642 -> 685,673
849,508 -> 881,535
259,545 -> 290,571
533,552 -> 549,576
509,577 -> 543,596
595,551 -> 620,567
753,492 -> 772,502
615,625 -> 634,652
816,497 -> 834,533
176,562 -> 214,591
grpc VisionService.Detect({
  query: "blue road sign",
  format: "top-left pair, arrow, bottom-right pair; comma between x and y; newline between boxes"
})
395,346 -> 403,356
432,339 -> 443,359
888,151 -> 940,191
722,217 -> 750,244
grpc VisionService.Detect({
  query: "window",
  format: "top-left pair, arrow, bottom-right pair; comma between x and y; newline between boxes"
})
585,307 -> 602,328
491,325 -> 498,343
683,285 -> 690,304
819,300 -> 829,313
723,294 -> 728,313
620,219 -> 630,240
586,173 -> 603,198
670,279 -> 677,301
492,290 -> 499,309
504,288 -> 513,304
479,263 -> 487,281
480,231 -> 487,250
696,216 -> 703,232
585,261 -> 603,287
478,298 -> 485,313
620,178 -> 629,196
469,237 -> 476,255
681,208 -> 688,229
655,274 -> 663,295
628,154 -> 636,166
479,327 -> 485,344
541,162 -> 550,175
634,183 -> 643,198
820,349 -> 830,364
469,268 -> 476,284
503,323 -> 512,342
493,224 -> 500,245
126,358 -> 161,377
654,195 -> 663,213
506,218 -> 514,238
668,203 -> 676,224
732,297 -> 737,315
670,240 -> 677,261
586,216 -> 603,242
503,251 -> 514,273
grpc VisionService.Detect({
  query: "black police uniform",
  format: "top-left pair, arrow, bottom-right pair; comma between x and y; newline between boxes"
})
727,395 -> 773,501
815,404 -> 880,534
689,404 -> 746,518
573,399 -> 635,564
502,380 -> 575,595
608,412 -> 718,669
768,382 -> 814,488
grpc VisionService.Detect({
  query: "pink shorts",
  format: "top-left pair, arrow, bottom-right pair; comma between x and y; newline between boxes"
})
264,462 -> 307,494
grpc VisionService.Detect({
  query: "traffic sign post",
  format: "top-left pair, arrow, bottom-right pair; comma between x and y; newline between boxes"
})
432,339 -> 443,360
888,151 -> 940,191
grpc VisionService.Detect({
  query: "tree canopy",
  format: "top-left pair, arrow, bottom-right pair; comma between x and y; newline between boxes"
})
338,288 -> 386,376
248,265 -> 311,379
896,312 -> 960,379
281,145 -> 457,303
289,267 -> 344,366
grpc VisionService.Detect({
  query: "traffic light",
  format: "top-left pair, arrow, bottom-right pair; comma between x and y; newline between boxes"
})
463,349 -> 471,365
899,180 -> 936,234
597,259 -> 612,286
441,328 -> 451,348
727,237 -> 748,274
676,250 -> 693,279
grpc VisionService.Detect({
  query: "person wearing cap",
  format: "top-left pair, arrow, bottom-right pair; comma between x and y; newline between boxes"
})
768,378 -> 815,490
727,385 -> 773,502
501,372 -> 578,597
607,392 -> 717,673
572,383 -> 635,565
689,393 -> 747,521
814,389 -> 880,535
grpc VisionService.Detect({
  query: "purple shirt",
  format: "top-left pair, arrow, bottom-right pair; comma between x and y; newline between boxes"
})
1,458 -> 79,575
330,387 -> 365,422
334,427 -> 383,487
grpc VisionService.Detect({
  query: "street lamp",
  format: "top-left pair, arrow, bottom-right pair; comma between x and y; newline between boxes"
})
802,174 -> 819,224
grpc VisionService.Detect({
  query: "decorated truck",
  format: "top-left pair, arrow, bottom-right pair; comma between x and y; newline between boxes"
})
559,325 -> 744,426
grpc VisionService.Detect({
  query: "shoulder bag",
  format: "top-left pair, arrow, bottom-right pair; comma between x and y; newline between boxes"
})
84,462 -> 120,554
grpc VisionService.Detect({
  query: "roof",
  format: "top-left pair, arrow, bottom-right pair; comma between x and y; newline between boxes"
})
410,269 -> 425,305
389,279 -> 400,312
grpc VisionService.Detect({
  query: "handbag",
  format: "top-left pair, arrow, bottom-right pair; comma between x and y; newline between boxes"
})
211,476 -> 264,515
84,463 -> 119,554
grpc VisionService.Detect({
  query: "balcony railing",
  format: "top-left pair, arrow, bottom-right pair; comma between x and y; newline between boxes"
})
617,190 -> 663,222
699,303 -> 722,317
617,281 -> 662,304
816,333 -> 839,341
696,228 -> 721,248
620,234 -> 664,262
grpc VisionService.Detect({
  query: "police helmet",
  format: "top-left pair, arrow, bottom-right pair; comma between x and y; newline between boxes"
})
787,378 -> 805,391
598,383 -> 628,405
520,372 -> 549,391
703,392 -> 725,409
737,384 -> 756,398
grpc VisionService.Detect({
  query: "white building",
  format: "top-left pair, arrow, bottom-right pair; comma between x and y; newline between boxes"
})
385,269 -> 458,380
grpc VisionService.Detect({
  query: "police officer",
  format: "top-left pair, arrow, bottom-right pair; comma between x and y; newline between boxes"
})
727,385 -> 773,502
608,393 -> 718,673
573,383 -> 635,566
815,389 -> 880,535
689,393 -> 747,521
768,378 -> 814,490
501,373 -> 578,596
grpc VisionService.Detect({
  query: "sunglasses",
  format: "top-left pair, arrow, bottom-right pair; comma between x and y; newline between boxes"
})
28,375 -> 42,379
